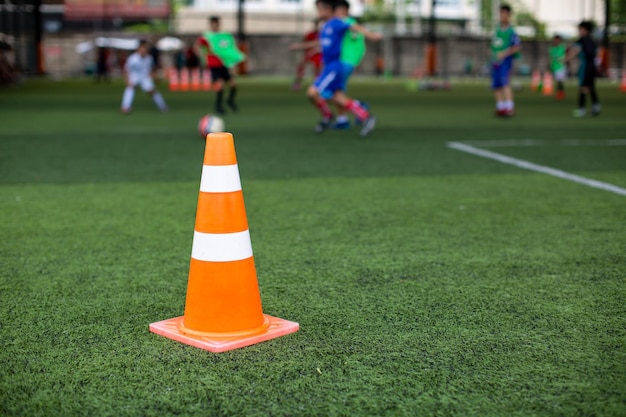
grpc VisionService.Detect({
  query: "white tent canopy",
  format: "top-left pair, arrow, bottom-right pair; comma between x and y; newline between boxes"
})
156,36 -> 185,51
75,37 -> 183,54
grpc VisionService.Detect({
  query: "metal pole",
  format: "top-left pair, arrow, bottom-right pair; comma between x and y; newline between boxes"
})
603,0 -> 609,47
425,0 -> 436,76
237,0 -> 245,41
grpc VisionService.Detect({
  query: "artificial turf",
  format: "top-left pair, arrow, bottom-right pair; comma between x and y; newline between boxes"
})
1,78 -> 625,416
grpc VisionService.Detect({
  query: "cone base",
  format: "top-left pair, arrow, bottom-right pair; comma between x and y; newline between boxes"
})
149,315 -> 299,353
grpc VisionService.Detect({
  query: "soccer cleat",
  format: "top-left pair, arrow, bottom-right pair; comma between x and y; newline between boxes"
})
503,109 -> 516,117
120,108 -> 132,115
556,91 -> 566,101
591,104 -> 601,117
215,107 -> 227,115
494,109 -> 506,117
359,115 -> 376,137
331,120 -> 351,130
314,117 -> 333,134
573,108 -> 586,118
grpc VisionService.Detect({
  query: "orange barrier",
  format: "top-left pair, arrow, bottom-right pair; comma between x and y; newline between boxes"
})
202,69 -> 212,91
531,69 -> 541,92
168,68 -> 179,92
150,132 -> 299,353
542,71 -> 554,96
179,68 -> 189,91
191,68 -> 201,91
621,70 -> 626,93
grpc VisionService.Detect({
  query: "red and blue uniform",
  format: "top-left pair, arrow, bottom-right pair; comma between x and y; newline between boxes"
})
314,17 -> 352,99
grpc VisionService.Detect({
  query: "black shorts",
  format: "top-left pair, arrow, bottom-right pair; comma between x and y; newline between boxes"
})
210,66 -> 232,82
579,67 -> 596,88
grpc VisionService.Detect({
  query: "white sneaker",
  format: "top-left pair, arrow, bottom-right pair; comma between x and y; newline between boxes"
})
591,104 -> 601,116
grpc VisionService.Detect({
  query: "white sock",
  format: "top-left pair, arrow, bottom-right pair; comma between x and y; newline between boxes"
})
496,101 -> 505,111
122,87 -> 135,110
152,91 -> 167,111
505,100 -> 514,111
336,115 -> 349,123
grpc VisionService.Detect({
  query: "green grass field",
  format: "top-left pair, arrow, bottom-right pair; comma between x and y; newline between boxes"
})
1,78 -> 625,416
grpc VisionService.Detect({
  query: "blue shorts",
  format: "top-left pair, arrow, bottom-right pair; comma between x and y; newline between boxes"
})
314,61 -> 346,100
491,60 -> 512,89
341,62 -> 354,90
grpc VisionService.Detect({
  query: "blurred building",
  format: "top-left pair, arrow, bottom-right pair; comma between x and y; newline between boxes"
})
175,0 -> 481,35
517,0 -> 605,38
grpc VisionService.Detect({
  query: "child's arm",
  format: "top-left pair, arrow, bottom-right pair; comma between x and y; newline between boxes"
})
194,38 -> 210,67
496,43 -> 521,61
349,24 -> 383,41
566,44 -> 580,62
290,39 -> 319,50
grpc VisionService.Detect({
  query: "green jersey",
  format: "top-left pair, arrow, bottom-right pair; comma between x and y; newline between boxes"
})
549,44 -> 566,72
340,17 -> 366,67
491,26 -> 520,62
202,32 -> 245,68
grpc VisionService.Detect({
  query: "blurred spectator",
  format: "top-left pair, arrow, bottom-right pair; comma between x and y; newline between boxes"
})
0,41 -> 20,86
95,47 -> 110,83
185,45 -> 199,69
149,43 -> 161,71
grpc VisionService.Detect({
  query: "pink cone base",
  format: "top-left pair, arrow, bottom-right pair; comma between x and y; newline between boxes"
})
149,315 -> 299,353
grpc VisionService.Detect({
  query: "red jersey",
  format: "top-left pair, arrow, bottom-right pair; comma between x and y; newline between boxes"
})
197,36 -> 225,68
303,31 -> 322,62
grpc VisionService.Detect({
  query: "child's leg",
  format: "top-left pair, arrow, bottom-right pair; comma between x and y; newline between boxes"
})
494,89 -> 504,111
121,86 -> 135,112
502,85 -> 514,111
151,90 -> 167,111
333,91 -> 369,121
307,85 -> 333,119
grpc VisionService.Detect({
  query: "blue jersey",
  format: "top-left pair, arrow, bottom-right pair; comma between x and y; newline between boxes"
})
319,18 -> 352,64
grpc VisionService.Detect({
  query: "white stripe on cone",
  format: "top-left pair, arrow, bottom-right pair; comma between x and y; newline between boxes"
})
199,164 -> 242,193
191,230 -> 253,262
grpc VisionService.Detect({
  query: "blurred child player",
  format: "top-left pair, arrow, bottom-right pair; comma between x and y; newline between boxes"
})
490,4 -> 521,117
308,0 -> 381,137
292,19 -> 323,91
332,0 -> 367,130
120,40 -> 168,114
567,21 -> 600,117
195,16 -> 240,114
549,35 -> 567,100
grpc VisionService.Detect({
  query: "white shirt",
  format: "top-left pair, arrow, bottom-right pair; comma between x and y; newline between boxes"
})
125,52 -> 154,80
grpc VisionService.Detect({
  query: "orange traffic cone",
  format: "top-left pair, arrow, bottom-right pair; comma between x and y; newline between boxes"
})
202,69 -> 212,91
542,71 -> 554,96
531,69 -> 541,91
191,68 -> 201,91
621,70 -> 626,93
168,68 -> 179,92
179,68 -> 189,91
150,132 -> 299,353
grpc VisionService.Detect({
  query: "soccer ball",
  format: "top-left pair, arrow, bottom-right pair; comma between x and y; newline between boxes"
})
198,114 -> 225,138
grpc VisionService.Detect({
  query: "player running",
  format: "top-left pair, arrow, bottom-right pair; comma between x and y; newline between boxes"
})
195,16 -> 245,115
490,4 -> 521,117
120,40 -> 168,114
567,21 -> 601,117
549,35 -> 567,100
292,19 -> 323,91
330,0 -> 367,130
305,0 -> 381,137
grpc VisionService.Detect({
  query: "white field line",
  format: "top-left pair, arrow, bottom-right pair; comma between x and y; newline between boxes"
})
462,139 -> 626,147
447,141 -> 626,197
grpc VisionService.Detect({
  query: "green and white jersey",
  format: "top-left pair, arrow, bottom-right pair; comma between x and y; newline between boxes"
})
340,17 -> 366,67
549,44 -> 566,72
491,25 -> 521,63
